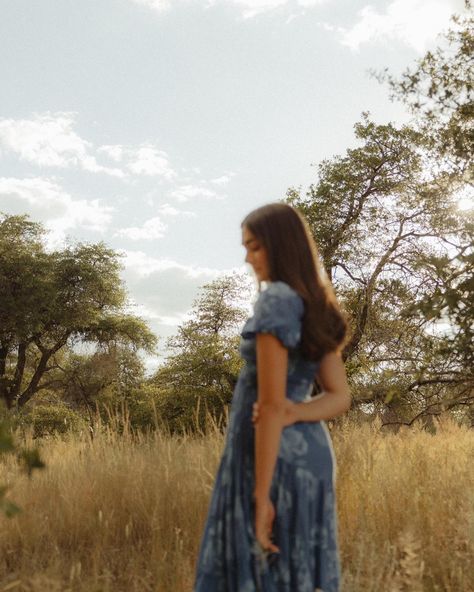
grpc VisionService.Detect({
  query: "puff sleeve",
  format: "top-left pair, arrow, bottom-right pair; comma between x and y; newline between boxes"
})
241,281 -> 304,349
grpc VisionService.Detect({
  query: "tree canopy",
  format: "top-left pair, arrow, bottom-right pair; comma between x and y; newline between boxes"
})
150,272 -> 251,433
286,111 -> 473,427
0,214 -> 157,409
380,1 -> 473,171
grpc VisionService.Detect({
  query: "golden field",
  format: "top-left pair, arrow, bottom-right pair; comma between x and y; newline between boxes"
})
0,413 -> 473,592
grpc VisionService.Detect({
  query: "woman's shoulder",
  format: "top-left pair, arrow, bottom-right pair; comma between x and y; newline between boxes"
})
263,280 -> 302,300
242,280 -> 305,347
259,281 -> 304,313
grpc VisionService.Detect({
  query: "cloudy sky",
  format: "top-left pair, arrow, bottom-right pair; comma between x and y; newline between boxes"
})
0,0 -> 466,371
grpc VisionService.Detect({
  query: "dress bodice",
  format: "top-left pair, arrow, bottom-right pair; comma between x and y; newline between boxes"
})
235,280 -> 320,409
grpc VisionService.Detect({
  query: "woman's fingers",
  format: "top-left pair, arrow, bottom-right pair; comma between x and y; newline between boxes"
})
257,536 -> 280,554
259,525 -> 280,553
255,498 -> 280,554
259,536 -> 279,554
252,400 -> 295,427
252,402 -> 259,424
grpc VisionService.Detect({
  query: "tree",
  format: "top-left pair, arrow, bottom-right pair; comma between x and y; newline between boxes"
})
59,346 -> 146,422
151,272 -> 252,433
379,1 -> 473,171
376,0 -> 474,426
0,214 -> 157,409
285,114 -> 473,427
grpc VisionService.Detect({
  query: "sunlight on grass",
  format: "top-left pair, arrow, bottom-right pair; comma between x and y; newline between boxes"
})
0,411 -> 472,591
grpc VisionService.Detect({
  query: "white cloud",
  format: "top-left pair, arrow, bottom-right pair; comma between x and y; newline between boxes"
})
119,250 -> 226,329
157,202 -> 196,217
119,249 -> 223,278
0,113 -> 125,177
230,0 -> 288,19
230,0 -> 329,19
296,0 -> 326,6
210,173 -> 235,185
168,184 -> 223,202
114,203 -> 197,240
97,144 -> 124,162
98,142 -> 176,180
131,0 -> 171,13
121,256 -> 255,347
337,0 -> 464,53
125,299 -> 162,320
0,176 -> 114,248
0,113 -> 178,181
118,249 -> 247,323
131,0 -> 328,19
125,299 -> 187,325
115,216 -> 168,240
126,144 -> 176,179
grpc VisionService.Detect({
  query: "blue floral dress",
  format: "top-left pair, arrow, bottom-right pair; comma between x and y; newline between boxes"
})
193,280 -> 341,592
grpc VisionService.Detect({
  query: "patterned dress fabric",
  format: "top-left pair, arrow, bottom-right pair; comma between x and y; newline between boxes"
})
193,280 -> 341,592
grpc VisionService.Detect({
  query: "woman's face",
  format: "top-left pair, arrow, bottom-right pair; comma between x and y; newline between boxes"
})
241,225 -> 270,282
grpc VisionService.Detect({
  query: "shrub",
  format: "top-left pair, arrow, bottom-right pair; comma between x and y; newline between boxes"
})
17,402 -> 88,438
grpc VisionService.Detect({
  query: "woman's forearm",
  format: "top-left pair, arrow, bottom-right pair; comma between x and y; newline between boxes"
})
254,405 -> 285,500
295,390 -> 350,423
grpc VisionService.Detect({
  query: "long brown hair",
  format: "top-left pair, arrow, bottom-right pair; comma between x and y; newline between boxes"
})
241,202 -> 350,362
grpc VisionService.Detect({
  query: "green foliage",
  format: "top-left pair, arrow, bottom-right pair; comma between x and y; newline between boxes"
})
60,346 -> 146,411
0,213 -> 157,409
379,1 -> 473,168
16,401 -> 88,439
153,386 -> 230,435
119,384 -> 161,431
368,0 -> 474,425
287,114 -> 427,279
406,238 -> 474,367
0,415 -> 14,453
0,402 -> 45,517
286,110 -> 473,426
151,272 -> 250,434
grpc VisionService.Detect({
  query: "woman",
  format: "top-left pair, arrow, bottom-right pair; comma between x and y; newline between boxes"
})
193,202 -> 351,592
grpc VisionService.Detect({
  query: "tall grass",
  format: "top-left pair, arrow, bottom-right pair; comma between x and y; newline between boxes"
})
0,410 -> 472,591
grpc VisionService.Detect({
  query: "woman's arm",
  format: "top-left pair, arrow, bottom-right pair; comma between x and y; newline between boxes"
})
295,350 -> 351,422
252,350 -> 351,427
253,332 -> 288,501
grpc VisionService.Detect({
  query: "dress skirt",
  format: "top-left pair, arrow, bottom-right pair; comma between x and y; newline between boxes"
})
193,370 -> 341,592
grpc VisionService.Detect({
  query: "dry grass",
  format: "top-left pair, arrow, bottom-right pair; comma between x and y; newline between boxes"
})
336,414 -> 474,592
0,412 -> 472,592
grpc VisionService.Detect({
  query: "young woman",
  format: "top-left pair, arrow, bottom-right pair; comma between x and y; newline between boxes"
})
193,202 -> 351,592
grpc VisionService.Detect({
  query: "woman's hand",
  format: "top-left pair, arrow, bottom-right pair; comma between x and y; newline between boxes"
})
254,496 -> 280,554
252,398 -> 298,428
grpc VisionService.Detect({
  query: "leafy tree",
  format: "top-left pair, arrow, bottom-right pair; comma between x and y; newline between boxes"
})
286,115 -> 473,426
0,214 -> 157,409
375,0 -> 474,426
379,1 -> 473,171
151,272 -> 252,433
59,346 -> 146,423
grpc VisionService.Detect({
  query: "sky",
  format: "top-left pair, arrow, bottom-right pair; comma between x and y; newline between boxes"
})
0,0 -> 468,372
